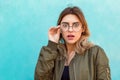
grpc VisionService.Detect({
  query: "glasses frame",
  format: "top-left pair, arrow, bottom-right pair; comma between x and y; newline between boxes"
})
60,22 -> 82,32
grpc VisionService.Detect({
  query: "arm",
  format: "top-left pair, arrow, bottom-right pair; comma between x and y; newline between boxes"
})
34,41 -> 58,80
95,46 -> 111,80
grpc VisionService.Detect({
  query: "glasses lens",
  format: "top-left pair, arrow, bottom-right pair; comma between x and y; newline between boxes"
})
73,23 -> 81,31
61,23 -> 68,31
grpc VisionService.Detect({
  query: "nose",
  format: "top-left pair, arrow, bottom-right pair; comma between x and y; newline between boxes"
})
68,26 -> 73,32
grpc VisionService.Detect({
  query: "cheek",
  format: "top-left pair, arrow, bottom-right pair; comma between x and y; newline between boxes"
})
75,33 -> 81,39
61,32 -> 66,39
75,31 -> 82,40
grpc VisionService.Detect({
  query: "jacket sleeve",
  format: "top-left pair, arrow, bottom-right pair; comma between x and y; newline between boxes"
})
34,41 -> 58,80
95,46 -> 111,80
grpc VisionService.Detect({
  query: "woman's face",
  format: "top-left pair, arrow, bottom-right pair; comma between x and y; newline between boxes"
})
60,14 -> 83,44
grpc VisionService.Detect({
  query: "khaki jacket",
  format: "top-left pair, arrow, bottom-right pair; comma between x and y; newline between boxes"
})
35,41 -> 111,80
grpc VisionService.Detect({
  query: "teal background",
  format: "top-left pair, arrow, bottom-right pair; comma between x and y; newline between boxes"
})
0,0 -> 120,80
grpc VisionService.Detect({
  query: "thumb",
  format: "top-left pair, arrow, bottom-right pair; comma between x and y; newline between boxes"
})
57,25 -> 61,33
57,28 -> 60,35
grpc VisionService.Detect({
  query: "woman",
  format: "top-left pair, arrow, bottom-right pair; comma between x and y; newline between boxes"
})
35,6 -> 111,80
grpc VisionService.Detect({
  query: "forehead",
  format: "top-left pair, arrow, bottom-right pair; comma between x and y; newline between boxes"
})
61,14 -> 80,23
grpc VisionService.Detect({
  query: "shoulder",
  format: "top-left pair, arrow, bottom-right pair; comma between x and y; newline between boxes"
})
88,45 -> 105,53
88,45 -> 109,62
78,45 -> 109,66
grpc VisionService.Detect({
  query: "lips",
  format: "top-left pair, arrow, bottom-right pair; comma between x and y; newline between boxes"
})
67,34 -> 75,40
67,35 -> 74,37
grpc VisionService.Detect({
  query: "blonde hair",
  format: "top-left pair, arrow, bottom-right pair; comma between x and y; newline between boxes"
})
57,6 -> 94,54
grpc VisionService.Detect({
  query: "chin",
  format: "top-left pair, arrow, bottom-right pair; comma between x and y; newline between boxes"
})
66,40 -> 76,44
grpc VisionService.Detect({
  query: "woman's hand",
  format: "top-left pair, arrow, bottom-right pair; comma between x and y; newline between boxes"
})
48,25 -> 61,43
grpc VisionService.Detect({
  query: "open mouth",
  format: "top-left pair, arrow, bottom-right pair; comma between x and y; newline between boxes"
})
67,34 -> 75,40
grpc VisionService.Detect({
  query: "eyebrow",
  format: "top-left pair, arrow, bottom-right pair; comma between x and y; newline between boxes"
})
61,22 -> 80,24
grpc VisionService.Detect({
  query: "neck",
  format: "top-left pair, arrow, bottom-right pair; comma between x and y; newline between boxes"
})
66,43 -> 75,54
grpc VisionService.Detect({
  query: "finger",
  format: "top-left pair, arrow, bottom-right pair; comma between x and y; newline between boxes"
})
50,26 -> 60,32
50,25 -> 60,30
57,25 -> 60,28
48,27 -> 58,35
49,26 -> 60,34
49,27 -> 56,32
57,28 -> 60,34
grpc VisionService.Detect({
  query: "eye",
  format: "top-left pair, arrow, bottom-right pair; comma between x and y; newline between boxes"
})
73,23 -> 79,27
62,23 -> 68,28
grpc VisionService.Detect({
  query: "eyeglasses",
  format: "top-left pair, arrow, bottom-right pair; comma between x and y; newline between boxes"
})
60,22 -> 82,32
